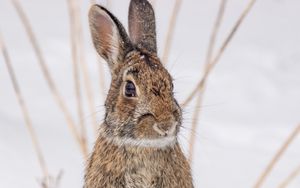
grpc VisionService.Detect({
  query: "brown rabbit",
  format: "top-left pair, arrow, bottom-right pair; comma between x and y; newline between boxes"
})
85,0 -> 193,187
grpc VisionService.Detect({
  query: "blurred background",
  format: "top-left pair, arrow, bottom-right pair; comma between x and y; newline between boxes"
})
0,0 -> 300,187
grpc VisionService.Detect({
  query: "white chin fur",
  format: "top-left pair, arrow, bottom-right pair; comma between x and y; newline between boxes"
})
102,135 -> 177,149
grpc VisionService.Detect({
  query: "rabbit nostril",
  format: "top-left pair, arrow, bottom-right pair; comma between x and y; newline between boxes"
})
138,113 -> 155,123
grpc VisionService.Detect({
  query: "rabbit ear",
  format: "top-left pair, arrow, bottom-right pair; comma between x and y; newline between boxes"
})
89,5 -> 132,70
128,0 -> 157,54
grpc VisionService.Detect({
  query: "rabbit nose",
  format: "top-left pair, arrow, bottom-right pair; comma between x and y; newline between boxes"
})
153,122 -> 177,137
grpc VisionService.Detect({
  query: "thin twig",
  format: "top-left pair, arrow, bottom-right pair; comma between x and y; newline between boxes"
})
11,0 -> 88,157
162,0 -> 182,65
182,0 -> 257,107
90,0 -> 108,133
89,0 -> 108,101
254,123 -> 300,188
205,0 -> 227,67
278,164 -> 300,188
39,170 -> 63,188
188,92 -> 204,163
0,33 -> 49,183
188,0 -> 227,163
71,0 -> 99,137
67,0 -> 87,151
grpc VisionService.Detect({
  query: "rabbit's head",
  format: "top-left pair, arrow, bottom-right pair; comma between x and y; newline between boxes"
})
89,0 -> 181,147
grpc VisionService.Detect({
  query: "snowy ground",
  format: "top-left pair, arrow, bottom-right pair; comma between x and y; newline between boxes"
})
1,0 -> 300,187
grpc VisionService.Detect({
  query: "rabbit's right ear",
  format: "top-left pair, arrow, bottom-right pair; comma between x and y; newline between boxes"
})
128,0 -> 157,54
89,5 -> 132,71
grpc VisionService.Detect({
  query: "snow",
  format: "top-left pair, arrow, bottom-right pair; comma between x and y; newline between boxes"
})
1,0 -> 300,187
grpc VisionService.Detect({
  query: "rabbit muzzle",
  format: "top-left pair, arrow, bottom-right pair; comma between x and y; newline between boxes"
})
137,111 -> 179,137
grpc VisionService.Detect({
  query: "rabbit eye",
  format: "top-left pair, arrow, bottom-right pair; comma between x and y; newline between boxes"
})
124,81 -> 137,97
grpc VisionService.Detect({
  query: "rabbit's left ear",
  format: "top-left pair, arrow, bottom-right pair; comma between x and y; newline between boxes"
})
89,5 -> 132,71
128,0 -> 157,54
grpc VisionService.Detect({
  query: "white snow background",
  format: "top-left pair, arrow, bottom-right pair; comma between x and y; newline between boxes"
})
1,0 -> 300,187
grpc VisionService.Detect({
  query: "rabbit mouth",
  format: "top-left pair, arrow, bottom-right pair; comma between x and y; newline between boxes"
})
137,113 -> 155,123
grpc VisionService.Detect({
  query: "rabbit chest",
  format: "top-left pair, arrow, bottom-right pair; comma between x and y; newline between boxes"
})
85,137 -> 193,188
124,148 -> 169,188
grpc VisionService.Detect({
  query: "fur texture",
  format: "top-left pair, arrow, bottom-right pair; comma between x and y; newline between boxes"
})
85,135 -> 193,188
85,1 -> 193,187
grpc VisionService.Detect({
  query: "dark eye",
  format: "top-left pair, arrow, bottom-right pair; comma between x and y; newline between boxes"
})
124,81 -> 137,97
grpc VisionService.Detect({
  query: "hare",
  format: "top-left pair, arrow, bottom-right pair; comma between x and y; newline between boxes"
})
85,0 -> 193,187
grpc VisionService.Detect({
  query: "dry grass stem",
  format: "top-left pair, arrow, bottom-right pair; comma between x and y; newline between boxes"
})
72,0 -> 99,136
182,0 -> 257,107
278,164 -> 300,188
188,92 -> 204,162
67,0 -> 87,150
254,123 -> 300,188
162,0 -> 182,65
90,0 -> 107,102
0,34 -> 49,184
39,170 -> 63,188
11,0 -> 88,157
188,0 -> 227,163
90,0 -> 107,129
205,0 -> 227,66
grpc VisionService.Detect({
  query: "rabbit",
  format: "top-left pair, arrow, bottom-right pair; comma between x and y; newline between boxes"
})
84,0 -> 193,187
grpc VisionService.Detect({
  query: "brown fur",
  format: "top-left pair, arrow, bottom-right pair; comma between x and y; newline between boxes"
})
85,136 -> 193,188
85,1 -> 193,187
